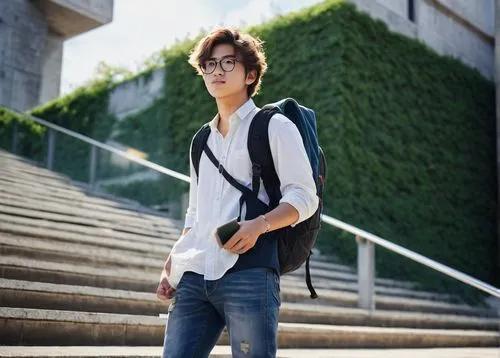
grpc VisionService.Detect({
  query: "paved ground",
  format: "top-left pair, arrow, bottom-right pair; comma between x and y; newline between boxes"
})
0,346 -> 498,357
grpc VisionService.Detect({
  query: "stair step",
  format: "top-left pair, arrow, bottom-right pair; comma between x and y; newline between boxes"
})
0,180 -> 173,224
0,159 -> 158,211
0,174 -> 172,221
1,307 -> 498,347
1,279 -> 498,330
281,274 -> 458,301
0,257 -> 492,316
0,197 -> 176,238
0,167 -> 71,185
298,258 -> 355,273
0,212 -> 177,245
0,173 -> 86,199
0,224 -> 170,255
0,279 -> 162,316
292,265 -> 417,289
1,347 -> 499,358
0,157 -> 68,180
280,286 -> 495,317
0,256 -> 159,292
0,150 -> 39,164
0,232 -> 354,277
0,205 -> 176,243
278,302 -> 500,330
0,234 -> 165,271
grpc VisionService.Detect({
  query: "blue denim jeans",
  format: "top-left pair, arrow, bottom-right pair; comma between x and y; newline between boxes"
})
162,267 -> 280,358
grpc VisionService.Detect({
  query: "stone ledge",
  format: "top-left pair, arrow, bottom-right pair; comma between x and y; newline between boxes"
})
0,264 -> 494,317
0,181 -> 174,226
0,347 -> 499,358
1,308 -> 498,347
0,224 -> 169,254
0,197 -> 175,237
0,213 -> 177,245
1,279 -> 498,330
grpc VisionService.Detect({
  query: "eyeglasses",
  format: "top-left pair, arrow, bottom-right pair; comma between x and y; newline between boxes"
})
200,56 -> 241,74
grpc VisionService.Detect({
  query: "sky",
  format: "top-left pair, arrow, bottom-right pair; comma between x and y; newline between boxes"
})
61,0 -> 322,94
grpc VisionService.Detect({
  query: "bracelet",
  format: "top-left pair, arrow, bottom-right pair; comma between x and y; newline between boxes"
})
260,214 -> 271,233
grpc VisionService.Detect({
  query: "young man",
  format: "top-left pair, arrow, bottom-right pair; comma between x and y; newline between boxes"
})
156,27 -> 319,358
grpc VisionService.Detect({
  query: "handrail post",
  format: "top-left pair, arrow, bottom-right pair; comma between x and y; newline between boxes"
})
357,235 -> 375,310
46,128 -> 56,170
11,121 -> 18,154
89,145 -> 98,189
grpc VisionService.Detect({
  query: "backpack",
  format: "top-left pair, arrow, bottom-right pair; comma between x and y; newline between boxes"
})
191,98 -> 326,299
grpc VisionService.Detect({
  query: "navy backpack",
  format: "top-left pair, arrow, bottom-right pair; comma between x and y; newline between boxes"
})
191,98 -> 326,298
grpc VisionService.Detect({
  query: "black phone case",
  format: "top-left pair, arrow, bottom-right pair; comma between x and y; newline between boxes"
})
215,219 -> 240,247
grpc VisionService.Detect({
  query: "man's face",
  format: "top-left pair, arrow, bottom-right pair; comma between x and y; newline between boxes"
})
201,44 -> 253,99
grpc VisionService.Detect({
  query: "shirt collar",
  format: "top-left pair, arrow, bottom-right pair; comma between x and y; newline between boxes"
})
209,98 -> 257,131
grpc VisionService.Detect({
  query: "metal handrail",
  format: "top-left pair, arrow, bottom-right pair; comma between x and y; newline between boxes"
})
18,112 -> 190,184
6,108 -> 500,299
321,215 -> 500,298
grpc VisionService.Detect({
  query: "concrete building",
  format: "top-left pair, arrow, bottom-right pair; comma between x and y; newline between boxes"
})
0,0 -> 113,111
350,0 -> 495,79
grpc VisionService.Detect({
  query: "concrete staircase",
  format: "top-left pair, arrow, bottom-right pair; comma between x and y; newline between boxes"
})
0,149 -> 499,354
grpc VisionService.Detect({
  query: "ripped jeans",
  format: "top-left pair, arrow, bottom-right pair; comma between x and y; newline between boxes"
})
161,267 -> 280,358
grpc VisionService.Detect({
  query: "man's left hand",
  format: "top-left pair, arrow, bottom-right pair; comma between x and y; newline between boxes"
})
223,217 -> 267,255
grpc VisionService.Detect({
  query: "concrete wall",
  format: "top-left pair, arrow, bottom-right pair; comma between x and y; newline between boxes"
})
35,0 -> 114,39
0,0 -> 113,111
39,31 -> 64,104
349,0 -> 495,79
0,0 -> 48,111
108,69 -> 165,121
350,0 -> 417,39
436,0 -> 494,36
51,0 -> 113,25
418,0 -> 494,79
376,0 -> 410,19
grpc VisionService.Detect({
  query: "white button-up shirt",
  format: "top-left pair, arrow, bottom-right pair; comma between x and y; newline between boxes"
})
166,98 -> 319,288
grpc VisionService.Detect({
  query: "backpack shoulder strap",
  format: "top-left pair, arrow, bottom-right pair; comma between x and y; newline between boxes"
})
191,123 -> 211,182
248,108 -> 282,208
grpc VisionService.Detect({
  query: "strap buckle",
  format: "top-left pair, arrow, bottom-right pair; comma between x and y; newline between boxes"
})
218,164 -> 224,174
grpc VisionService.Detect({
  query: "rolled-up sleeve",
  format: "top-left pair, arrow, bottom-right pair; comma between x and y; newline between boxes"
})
268,114 -> 319,226
184,139 -> 198,228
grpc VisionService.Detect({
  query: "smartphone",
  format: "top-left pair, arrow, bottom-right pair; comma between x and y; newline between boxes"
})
215,218 -> 241,247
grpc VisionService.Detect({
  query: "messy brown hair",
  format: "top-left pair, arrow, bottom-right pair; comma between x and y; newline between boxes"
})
188,28 -> 267,97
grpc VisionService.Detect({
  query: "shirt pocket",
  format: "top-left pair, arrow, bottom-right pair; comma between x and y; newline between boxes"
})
227,145 -> 251,180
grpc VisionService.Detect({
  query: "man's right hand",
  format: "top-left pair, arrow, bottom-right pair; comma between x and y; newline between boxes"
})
156,257 -> 175,300
156,276 -> 175,300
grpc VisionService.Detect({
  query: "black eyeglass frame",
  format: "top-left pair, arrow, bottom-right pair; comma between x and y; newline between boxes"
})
199,56 -> 243,74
